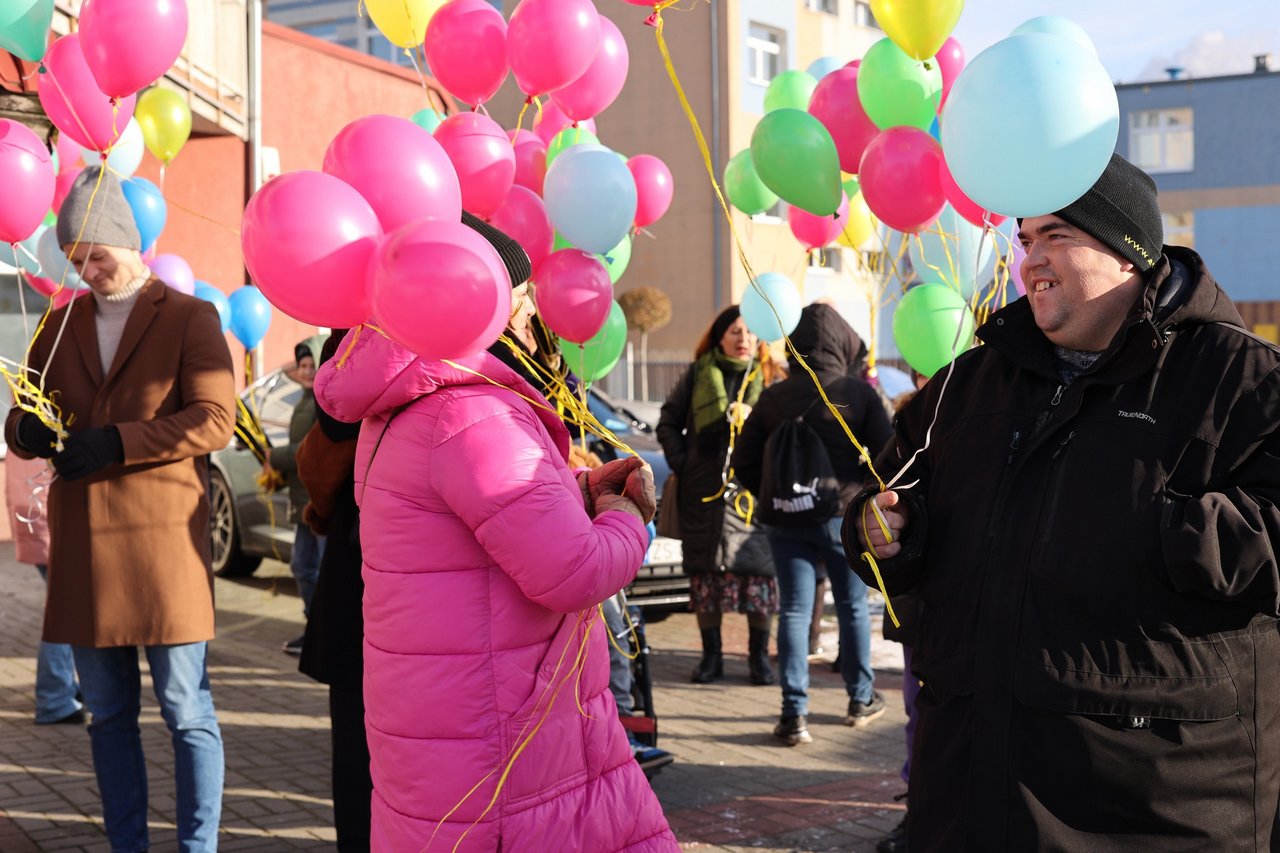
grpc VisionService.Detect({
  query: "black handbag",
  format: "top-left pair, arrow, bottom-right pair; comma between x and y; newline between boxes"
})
655,473 -> 681,539
716,487 -> 774,577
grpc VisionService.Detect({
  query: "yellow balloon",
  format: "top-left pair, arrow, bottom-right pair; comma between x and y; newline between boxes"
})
136,87 -> 192,165
365,0 -> 447,49
869,0 -> 964,61
838,191 -> 877,250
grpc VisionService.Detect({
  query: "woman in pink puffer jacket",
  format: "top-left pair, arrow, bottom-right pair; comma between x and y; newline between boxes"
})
314,325 -> 678,853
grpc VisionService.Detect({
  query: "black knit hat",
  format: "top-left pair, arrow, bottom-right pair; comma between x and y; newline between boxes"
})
461,211 -> 532,288
1054,153 -> 1164,271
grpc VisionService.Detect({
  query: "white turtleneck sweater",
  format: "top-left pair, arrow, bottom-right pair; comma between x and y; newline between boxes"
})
94,270 -> 151,374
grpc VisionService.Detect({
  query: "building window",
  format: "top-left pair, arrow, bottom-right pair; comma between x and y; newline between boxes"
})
751,199 -> 785,222
809,248 -> 844,272
853,1 -> 880,30
805,0 -> 839,14
1162,211 -> 1194,249
747,24 -> 785,85
1129,108 -> 1193,173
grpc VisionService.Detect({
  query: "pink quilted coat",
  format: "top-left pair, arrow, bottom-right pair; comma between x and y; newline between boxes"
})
315,330 -> 678,853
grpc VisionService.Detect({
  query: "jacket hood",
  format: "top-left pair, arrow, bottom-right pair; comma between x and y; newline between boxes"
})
786,302 -> 867,375
295,334 -> 325,365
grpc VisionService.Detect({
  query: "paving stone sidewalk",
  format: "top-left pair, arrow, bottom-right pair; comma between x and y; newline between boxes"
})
0,542 -> 908,851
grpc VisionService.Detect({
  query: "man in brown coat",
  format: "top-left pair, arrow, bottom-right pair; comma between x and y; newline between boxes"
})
4,166 -> 235,853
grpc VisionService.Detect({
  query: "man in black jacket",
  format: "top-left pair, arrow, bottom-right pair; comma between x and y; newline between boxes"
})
849,153 -> 1280,851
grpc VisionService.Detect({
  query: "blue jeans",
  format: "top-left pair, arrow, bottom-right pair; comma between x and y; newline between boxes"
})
291,524 -> 326,619
767,517 -> 874,717
72,643 -> 224,853
34,564 -> 81,723
601,594 -> 634,714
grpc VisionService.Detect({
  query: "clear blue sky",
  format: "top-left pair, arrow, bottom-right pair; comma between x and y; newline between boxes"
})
950,1 -> 1280,83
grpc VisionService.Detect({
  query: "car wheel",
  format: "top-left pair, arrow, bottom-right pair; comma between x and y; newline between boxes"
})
210,470 -> 262,578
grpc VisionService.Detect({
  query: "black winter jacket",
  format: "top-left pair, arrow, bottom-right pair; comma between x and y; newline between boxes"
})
846,247 -> 1280,851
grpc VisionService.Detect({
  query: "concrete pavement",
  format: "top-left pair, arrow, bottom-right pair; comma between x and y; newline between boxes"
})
0,542 -> 909,851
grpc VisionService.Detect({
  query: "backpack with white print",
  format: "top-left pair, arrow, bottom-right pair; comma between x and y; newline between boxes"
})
756,399 -> 840,527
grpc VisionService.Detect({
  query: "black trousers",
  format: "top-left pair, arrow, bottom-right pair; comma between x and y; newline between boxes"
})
330,682 -> 372,853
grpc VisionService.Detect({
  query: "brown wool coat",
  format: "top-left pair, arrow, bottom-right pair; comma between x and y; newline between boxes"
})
4,278 -> 235,647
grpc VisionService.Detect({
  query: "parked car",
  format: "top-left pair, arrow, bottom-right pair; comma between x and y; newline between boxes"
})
209,371 -> 691,616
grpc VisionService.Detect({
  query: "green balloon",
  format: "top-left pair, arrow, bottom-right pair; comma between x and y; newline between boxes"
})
892,283 -> 976,378
764,70 -> 818,113
546,126 -> 600,168
560,300 -> 626,383
856,38 -> 942,132
409,108 -> 443,134
750,109 -> 841,216
724,149 -> 778,215
0,0 -> 54,62
842,176 -> 860,199
602,234 -> 631,284
42,209 -> 56,227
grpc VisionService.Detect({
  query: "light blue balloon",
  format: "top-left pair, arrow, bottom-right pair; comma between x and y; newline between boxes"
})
544,144 -> 637,255
121,177 -> 167,253
940,33 -> 1118,218
193,281 -> 231,333
0,224 -> 44,275
228,285 -> 272,349
1010,16 -> 1097,57
741,272 -> 802,342
806,56 -> 844,81
908,205 -> 996,298
36,226 -> 87,290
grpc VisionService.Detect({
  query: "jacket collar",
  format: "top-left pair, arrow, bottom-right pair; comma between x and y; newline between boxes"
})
69,277 -> 165,390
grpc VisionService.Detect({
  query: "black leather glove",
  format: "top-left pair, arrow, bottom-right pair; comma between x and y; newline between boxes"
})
52,426 -> 124,482
16,413 -> 59,458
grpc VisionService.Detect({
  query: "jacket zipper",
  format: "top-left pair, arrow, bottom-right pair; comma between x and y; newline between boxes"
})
986,429 -> 1024,538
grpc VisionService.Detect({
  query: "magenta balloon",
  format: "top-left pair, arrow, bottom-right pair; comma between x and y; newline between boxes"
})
53,166 -> 83,212
534,248 -> 612,343
934,37 -> 965,111
507,0 -> 600,97
626,154 -> 673,229
807,66 -> 879,175
370,219 -> 512,359
242,170 -> 382,327
424,0 -> 509,106
149,253 -> 194,295
0,120 -> 56,243
80,0 -> 188,98
25,273 -> 60,297
859,127 -> 946,233
508,129 -> 547,196
52,287 -> 89,310
54,131 -> 81,171
434,112 -> 515,219
939,153 -> 1007,228
489,185 -> 553,275
789,192 -> 850,251
549,15 -> 629,121
323,114 -> 462,233
38,34 -> 137,151
532,100 -> 596,147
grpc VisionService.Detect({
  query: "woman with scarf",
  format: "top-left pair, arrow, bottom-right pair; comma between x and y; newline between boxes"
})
657,306 -> 778,685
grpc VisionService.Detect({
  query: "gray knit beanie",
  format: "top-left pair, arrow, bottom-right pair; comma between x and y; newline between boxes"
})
56,166 -> 141,252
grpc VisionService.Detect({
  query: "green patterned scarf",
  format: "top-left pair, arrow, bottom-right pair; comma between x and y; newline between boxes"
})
691,349 -> 762,433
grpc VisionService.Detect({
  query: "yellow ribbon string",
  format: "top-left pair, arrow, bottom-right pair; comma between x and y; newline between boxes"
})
860,501 -> 900,628
601,598 -> 641,661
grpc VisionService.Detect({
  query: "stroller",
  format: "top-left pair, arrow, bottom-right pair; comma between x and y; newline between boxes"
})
604,590 -> 674,780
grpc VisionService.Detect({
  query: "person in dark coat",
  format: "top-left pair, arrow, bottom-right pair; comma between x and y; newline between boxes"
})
657,306 -> 779,685
733,303 -> 893,745
850,153 -> 1280,851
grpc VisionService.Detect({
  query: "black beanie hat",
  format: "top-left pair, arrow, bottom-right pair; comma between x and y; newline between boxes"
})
461,211 -> 532,288
1053,153 -> 1164,271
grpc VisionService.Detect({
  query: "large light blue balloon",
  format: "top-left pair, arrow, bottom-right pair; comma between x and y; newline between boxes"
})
193,281 -> 231,333
544,144 -> 637,255
741,272 -> 802,342
121,177 -> 167,253
1010,16 -> 1097,57
940,33 -> 1118,218
806,55 -> 844,80
36,226 -> 87,290
0,224 -> 44,275
228,285 -> 272,349
908,205 -> 996,298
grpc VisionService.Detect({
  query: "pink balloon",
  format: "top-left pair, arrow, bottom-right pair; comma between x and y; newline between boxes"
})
1010,240 -> 1027,296
626,154 -> 673,229
532,100 -> 596,147
323,114 -> 462,233
549,15 -> 629,121
79,0 -> 188,99
808,67 -> 879,175
242,170 -> 382,327
52,166 -> 84,213
507,0 -> 601,97
508,129 -> 547,196
859,127 -> 946,233
54,131 -> 82,172
434,112 -> 515,219
38,34 -> 137,152
424,0 -> 509,106
150,253 -> 194,295
934,37 -> 965,111
52,287 -> 89,310
24,272 -> 59,297
938,154 -> 1007,229
370,219 -> 512,359
488,185 -> 553,275
844,59 -> 862,68
0,120 -> 56,243
789,193 -> 850,251
533,248 -> 612,343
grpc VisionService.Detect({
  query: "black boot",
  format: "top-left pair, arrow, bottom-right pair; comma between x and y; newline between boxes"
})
690,628 -> 723,683
748,627 -> 776,685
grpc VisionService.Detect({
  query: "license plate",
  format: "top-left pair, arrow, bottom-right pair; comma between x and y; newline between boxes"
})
645,536 -> 682,565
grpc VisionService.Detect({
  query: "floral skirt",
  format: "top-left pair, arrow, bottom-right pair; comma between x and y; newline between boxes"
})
689,572 -> 778,616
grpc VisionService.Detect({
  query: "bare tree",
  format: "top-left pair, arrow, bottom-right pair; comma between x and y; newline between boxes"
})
618,286 -> 672,400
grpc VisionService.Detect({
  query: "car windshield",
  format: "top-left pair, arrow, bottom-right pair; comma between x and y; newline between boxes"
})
243,370 -> 303,447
